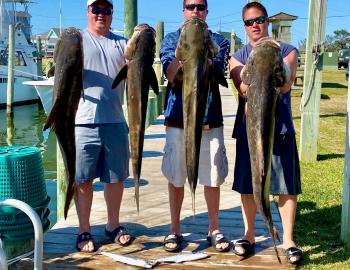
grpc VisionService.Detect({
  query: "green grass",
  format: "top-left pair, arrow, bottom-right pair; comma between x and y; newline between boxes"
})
290,69 -> 350,269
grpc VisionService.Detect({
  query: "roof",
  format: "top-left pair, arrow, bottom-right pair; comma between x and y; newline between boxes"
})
269,12 -> 298,21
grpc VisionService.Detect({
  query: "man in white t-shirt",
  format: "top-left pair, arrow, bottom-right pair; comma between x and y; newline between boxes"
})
74,0 -> 131,252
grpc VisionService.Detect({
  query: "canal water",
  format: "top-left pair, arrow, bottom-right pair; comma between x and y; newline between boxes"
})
0,103 -> 58,226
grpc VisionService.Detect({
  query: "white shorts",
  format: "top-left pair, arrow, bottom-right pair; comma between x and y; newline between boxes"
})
162,126 -> 228,187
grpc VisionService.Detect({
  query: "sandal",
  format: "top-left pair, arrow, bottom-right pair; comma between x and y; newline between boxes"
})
76,232 -> 95,252
285,247 -> 302,265
163,234 -> 183,252
105,226 -> 132,246
206,232 -> 230,252
232,239 -> 255,257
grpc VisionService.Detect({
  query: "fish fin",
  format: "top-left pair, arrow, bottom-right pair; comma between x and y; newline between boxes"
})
171,67 -> 183,89
148,67 -> 159,95
112,64 -> 128,89
46,64 -> 55,78
43,102 -> 59,131
212,64 -> 228,87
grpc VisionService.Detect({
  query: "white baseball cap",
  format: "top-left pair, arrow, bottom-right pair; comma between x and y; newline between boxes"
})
87,0 -> 113,6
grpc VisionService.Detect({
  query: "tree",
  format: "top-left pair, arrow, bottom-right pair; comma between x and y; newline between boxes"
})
324,29 -> 350,52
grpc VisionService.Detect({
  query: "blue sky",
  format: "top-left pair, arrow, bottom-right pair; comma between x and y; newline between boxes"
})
25,0 -> 350,47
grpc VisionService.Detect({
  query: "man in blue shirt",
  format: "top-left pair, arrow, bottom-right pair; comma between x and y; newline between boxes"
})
229,2 -> 302,265
160,0 -> 230,253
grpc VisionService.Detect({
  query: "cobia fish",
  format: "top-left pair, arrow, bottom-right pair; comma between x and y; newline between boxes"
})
43,28 -> 83,219
99,250 -> 209,268
175,16 -> 227,213
112,24 -> 159,213
243,37 -> 286,261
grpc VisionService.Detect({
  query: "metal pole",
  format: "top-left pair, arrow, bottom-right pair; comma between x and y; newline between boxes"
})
0,199 -> 43,270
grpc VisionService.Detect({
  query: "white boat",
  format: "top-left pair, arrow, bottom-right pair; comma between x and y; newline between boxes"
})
22,77 -> 54,115
0,0 -> 40,108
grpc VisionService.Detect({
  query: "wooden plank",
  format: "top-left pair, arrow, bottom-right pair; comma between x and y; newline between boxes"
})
15,84 -> 296,270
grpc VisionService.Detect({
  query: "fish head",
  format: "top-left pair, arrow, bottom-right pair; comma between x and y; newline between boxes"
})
245,37 -> 285,87
54,28 -> 83,67
175,16 -> 214,62
124,24 -> 156,63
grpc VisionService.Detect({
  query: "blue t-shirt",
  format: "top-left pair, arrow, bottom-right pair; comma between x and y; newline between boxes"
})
160,29 -> 230,128
232,42 -> 297,139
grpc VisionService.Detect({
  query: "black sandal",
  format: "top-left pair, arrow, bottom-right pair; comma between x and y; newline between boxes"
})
76,232 -> 95,252
206,232 -> 230,252
163,234 -> 183,252
105,226 -> 132,246
232,239 -> 255,257
285,247 -> 302,264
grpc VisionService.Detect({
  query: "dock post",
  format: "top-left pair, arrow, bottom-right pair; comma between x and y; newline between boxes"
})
124,0 -> 137,39
6,24 -> 15,117
36,36 -> 43,79
155,21 -> 164,85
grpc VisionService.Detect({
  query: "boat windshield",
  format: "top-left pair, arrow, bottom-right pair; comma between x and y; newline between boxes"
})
0,50 -> 27,66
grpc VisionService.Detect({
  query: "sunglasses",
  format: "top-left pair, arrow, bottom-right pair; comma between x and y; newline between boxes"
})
243,15 -> 268,26
90,6 -> 113,16
185,4 -> 207,11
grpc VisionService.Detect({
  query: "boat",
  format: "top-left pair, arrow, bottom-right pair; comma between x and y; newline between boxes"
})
22,77 -> 54,115
0,0 -> 41,108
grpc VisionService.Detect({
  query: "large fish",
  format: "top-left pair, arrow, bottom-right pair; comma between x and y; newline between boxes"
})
243,37 -> 286,261
43,28 -> 83,219
112,24 -> 159,213
174,16 -> 227,213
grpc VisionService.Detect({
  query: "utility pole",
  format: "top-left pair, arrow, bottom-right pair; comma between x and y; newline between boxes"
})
299,0 -> 327,161
341,63 -> 350,246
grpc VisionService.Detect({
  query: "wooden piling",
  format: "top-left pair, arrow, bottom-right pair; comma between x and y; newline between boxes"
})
6,24 -> 15,117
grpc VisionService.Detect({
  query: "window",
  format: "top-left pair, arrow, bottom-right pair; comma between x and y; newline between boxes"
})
0,50 -> 27,66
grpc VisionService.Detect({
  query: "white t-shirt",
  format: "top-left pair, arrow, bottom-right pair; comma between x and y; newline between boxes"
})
75,29 -> 127,124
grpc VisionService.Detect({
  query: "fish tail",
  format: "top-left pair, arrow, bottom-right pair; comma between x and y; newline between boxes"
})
271,225 -> 281,263
191,192 -> 196,218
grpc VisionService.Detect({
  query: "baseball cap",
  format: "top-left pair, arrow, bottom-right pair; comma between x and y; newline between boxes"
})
87,0 -> 113,6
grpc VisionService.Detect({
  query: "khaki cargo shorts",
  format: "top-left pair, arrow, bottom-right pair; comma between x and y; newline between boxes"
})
162,126 -> 228,187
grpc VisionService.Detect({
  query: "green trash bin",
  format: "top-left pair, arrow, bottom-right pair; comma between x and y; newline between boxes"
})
0,146 -> 50,240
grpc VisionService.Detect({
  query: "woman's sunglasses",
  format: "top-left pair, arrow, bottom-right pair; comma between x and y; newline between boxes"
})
90,6 -> 113,16
244,15 -> 268,27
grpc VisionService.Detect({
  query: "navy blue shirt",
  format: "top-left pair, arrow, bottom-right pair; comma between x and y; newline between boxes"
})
160,29 -> 230,128
232,42 -> 297,139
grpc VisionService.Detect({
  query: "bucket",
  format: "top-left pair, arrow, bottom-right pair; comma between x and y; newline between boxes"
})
0,146 -> 50,239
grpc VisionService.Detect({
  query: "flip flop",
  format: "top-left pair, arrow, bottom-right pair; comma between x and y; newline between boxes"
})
206,232 -> 231,252
105,226 -> 132,246
163,234 -> 183,252
285,247 -> 302,264
76,232 -> 95,252
232,239 -> 255,257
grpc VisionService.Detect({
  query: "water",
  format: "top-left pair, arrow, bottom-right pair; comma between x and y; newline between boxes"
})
0,103 -> 58,225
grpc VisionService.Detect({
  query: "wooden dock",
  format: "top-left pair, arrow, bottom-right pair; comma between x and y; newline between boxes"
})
16,83 -> 296,269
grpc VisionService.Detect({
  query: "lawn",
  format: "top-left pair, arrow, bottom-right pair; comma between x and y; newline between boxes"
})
290,69 -> 350,269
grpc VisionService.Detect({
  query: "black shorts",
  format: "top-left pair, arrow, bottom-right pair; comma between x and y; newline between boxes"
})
232,134 -> 301,195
